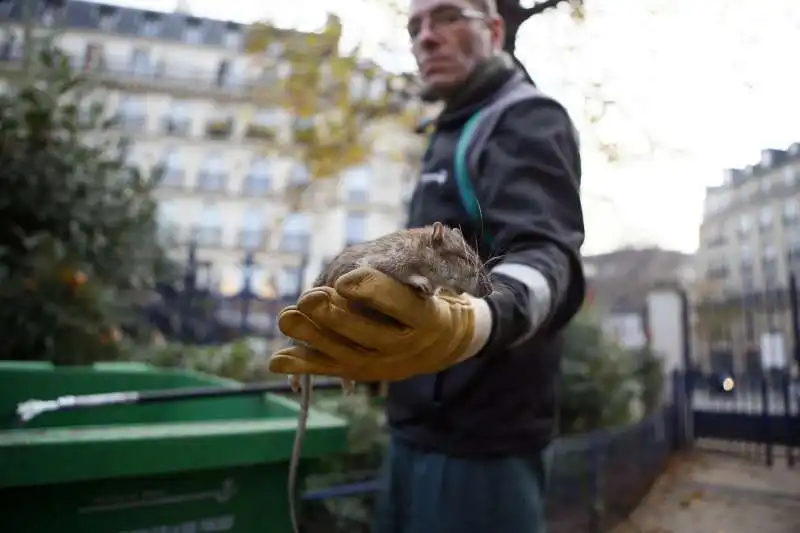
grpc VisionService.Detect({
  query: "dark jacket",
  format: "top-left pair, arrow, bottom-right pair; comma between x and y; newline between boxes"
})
386,58 -> 586,457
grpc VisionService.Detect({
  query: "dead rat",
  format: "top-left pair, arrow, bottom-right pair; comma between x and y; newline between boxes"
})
285,221 -> 492,533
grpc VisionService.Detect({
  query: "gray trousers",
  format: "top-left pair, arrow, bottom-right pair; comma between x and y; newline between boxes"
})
373,436 -> 548,533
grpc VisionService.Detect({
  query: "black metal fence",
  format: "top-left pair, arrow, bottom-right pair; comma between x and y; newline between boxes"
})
676,368 -> 800,466
140,243 -> 309,345
545,408 -> 672,533
299,406 -> 674,533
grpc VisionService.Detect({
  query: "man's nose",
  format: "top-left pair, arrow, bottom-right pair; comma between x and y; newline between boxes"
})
414,19 -> 442,50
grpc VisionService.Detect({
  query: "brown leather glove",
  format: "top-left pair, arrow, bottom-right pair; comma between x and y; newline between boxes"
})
268,267 -> 494,382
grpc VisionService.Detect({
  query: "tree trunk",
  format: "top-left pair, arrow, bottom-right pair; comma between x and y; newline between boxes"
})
497,0 -> 572,55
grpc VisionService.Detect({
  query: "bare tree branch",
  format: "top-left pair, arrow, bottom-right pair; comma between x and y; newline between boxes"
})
497,0 -> 578,55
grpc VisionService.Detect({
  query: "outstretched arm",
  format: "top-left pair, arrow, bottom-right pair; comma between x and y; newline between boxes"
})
475,97 -> 585,355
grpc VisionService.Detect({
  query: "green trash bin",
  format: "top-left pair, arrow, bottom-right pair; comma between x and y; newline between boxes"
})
0,361 -> 348,533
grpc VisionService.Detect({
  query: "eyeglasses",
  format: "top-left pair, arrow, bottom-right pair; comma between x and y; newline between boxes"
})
407,6 -> 486,40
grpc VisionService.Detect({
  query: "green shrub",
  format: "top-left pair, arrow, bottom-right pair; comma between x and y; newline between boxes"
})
0,47 -> 171,363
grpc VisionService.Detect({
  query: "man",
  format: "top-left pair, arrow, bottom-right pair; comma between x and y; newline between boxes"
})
269,0 -> 585,531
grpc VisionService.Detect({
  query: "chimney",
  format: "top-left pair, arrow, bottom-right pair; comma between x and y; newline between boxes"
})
174,0 -> 192,14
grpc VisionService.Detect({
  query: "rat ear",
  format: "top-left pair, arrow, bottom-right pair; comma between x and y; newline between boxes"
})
452,226 -> 463,237
431,222 -> 445,244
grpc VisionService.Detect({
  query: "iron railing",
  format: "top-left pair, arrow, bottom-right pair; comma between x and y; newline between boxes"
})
298,406 -> 673,533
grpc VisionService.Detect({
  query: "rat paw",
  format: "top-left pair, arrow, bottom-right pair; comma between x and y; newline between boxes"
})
406,274 -> 434,296
340,379 -> 356,395
289,374 -> 312,393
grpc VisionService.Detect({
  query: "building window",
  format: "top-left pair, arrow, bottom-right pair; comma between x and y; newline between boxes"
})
245,109 -> 280,140
162,100 -> 192,136
129,48 -> 152,77
218,263 -> 244,297
183,21 -> 203,45
97,7 -> 119,31
157,200 -> 183,243
0,32 -> 20,61
197,153 -> 227,191
784,166 -> 797,186
243,157 -> 272,195
82,43 -> 104,71
762,243 -> 777,264
240,208 -> 264,249
288,164 -> 310,187
784,199 -> 800,225
788,237 -> 800,266
741,181 -> 757,201
117,96 -> 147,131
215,60 -> 242,88
249,267 -> 274,299
205,108 -> 233,139
223,27 -> 242,50
194,203 -> 222,247
758,207 -> 773,231
342,165 -> 370,203
140,14 -> 161,38
277,267 -> 302,298
159,149 -> 184,187
40,4 -> 62,27
736,213 -> 752,238
345,213 -> 368,245
280,213 -> 311,253
707,263 -> 728,280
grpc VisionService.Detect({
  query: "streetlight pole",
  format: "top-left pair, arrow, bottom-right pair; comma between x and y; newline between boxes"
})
240,252 -> 255,333
21,0 -> 34,73
180,241 -> 198,343
788,265 -> 800,371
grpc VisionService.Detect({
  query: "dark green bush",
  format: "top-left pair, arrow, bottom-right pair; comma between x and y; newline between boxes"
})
0,47 -> 171,363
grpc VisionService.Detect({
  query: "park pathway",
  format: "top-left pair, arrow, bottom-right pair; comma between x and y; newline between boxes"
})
611,451 -> 800,533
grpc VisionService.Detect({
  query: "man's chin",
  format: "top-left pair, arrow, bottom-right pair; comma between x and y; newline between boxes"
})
419,74 -> 462,102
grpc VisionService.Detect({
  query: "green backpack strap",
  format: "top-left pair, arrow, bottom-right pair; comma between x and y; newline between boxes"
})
454,111 -> 486,241
453,81 -> 544,249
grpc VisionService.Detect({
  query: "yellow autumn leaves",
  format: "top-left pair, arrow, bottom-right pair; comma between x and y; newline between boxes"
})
243,14 -> 422,184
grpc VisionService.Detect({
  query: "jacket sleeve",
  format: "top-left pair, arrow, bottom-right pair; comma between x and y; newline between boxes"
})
476,97 -> 586,353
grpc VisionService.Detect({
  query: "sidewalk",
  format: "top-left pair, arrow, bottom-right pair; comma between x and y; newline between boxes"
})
612,451 -> 800,533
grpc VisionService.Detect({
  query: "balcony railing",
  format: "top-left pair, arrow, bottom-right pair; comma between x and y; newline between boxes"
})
205,119 -> 233,140
244,124 -> 277,141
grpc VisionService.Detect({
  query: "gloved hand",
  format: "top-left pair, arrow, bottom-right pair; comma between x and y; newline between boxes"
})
268,267 -> 494,382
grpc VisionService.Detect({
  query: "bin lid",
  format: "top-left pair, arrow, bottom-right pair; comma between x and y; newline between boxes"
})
0,362 -> 349,488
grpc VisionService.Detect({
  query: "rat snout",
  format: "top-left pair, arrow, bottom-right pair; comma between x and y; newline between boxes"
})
474,270 -> 494,298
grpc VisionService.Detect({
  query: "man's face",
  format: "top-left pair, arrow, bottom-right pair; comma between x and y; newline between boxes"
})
407,0 -> 504,96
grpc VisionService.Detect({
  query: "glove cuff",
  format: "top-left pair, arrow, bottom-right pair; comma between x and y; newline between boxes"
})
458,296 -> 494,361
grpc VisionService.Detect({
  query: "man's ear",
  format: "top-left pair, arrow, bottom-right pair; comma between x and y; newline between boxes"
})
431,221 -> 445,243
489,14 -> 505,52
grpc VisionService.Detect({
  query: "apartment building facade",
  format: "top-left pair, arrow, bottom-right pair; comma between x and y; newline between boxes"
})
694,143 -> 800,371
1,0 -> 422,333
